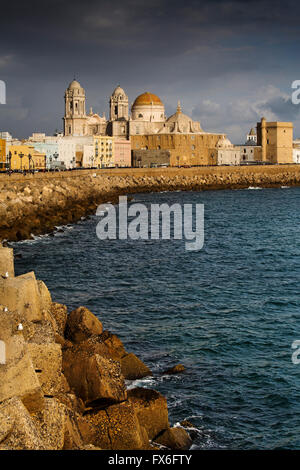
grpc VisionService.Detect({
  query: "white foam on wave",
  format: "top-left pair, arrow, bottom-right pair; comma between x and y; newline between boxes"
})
247,186 -> 262,190
126,375 -> 157,390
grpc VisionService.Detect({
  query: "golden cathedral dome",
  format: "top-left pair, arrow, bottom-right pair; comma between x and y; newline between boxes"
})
132,92 -> 163,107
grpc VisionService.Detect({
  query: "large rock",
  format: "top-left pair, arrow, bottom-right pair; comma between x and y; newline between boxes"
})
28,343 -> 70,396
32,398 -> 65,450
0,272 -> 42,322
154,426 -> 192,450
37,280 -> 52,313
0,246 -> 14,278
27,318 -> 56,344
85,401 -> 149,450
63,410 -> 85,450
0,397 -> 45,450
55,392 -> 85,415
120,353 -> 152,380
62,350 -> 127,405
70,331 -> 127,362
50,302 -> 68,337
128,388 -> 169,440
0,334 -> 44,413
163,364 -> 186,375
65,306 -> 103,343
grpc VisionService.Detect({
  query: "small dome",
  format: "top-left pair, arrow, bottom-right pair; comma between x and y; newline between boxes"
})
167,111 -> 192,125
133,92 -> 163,107
112,85 -> 126,96
216,135 -> 233,148
249,127 -> 256,136
68,79 -> 82,90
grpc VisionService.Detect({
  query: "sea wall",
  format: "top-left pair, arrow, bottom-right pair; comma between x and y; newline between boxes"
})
0,245 -> 191,450
1,165 -> 300,242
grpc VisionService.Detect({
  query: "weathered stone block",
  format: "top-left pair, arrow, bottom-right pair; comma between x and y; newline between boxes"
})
32,398 -> 65,450
120,353 -> 152,380
128,388 -> 169,440
63,350 -> 127,405
0,247 -> 14,278
0,335 -> 44,413
37,280 -> 52,313
0,397 -> 45,450
154,426 -> 192,449
50,302 -> 68,337
65,306 -> 103,343
0,272 -> 42,322
64,330 -> 128,365
28,343 -> 70,396
85,401 -> 149,450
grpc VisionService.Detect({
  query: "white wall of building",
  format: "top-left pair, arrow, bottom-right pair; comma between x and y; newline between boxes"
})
293,147 -> 300,163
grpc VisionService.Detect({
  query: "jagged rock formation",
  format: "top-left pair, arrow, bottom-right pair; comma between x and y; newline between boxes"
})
0,245 -> 191,450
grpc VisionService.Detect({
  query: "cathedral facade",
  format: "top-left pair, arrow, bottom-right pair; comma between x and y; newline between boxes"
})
63,79 -> 226,166
63,80 -> 206,139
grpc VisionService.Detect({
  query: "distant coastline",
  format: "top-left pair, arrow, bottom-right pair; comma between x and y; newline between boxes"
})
1,165 -> 300,242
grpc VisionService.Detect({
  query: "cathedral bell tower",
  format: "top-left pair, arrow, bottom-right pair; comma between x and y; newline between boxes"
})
109,85 -> 129,121
63,79 -> 87,136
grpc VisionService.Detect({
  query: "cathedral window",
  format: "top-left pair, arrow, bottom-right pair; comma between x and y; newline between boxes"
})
138,114 -> 143,118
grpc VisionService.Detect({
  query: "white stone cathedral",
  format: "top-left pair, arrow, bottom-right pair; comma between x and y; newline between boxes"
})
63,80 -> 203,138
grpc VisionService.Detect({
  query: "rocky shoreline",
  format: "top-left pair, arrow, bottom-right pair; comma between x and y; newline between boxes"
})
0,245 -> 192,450
1,165 -> 300,242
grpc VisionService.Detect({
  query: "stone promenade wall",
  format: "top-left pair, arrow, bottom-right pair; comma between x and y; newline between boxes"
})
0,165 -> 300,241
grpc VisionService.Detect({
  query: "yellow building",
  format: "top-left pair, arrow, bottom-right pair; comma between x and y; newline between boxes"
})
8,144 -> 46,171
131,132 -> 222,166
94,136 -> 114,168
256,118 -> 293,164
0,138 -> 6,171
131,102 -> 223,166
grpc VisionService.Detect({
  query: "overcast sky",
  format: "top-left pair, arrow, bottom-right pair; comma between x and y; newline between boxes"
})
0,0 -> 300,143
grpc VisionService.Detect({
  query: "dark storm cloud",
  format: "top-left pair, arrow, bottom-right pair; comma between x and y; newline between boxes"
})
0,0 -> 299,139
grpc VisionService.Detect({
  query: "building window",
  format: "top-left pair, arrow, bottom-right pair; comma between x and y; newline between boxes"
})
191,145 -> 195,150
